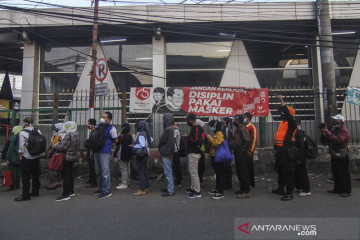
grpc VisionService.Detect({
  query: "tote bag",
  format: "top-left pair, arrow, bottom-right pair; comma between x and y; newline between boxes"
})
2,168 -> 13,187
214,140 -> 233,163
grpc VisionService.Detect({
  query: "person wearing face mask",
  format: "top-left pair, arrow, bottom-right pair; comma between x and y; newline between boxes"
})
183,113 -> 203,199
131,120 -> 153,196
244,112 -> 257,188
115,123 -> 135,190
91,112 -> 118,199
84,119 -> 97,188
229,115 -> 251,199
158,113 -> 175,197
272,95 -> 298,201
45,123 -> 63,190
221,117 -> 233,190
207,120 -> 225,200
15,117 -> 42,201
321,114 -> 351,197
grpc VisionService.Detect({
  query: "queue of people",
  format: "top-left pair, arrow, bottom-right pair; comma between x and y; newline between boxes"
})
3,95 -> 352,202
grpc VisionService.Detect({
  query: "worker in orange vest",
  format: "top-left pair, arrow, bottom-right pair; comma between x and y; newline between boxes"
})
272,95 -> 298,201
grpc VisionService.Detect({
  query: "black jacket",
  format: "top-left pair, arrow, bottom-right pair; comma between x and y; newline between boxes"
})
187,124 -> 203,154
116,133 -> 134,161
159,113 -> 175,157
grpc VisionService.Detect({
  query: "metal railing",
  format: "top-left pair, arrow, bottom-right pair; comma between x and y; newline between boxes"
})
0,86 -> 358,152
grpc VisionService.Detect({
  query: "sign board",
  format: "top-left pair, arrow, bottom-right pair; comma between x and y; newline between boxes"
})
0,99 -> 9,119
130,87 -> 269,116
95,83 -> 108,96
347,87 -> 360,106
95,58 -> 108,82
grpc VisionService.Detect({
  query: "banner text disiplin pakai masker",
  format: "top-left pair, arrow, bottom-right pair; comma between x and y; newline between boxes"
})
129,87 -> 269,116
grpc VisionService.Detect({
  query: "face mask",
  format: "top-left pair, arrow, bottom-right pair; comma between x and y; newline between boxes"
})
187,121 -> 192,127
332,122 -> 340,129
87,125 -> 92,130
243,119 -> 247,124
210,127 -> 216,131
234,122 -> 238,127
100,118 -> 106,124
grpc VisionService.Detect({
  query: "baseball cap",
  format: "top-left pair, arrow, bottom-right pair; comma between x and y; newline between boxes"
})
231,114 -> 244,122
244,112 -> 252,120
186,113 -> 197,121
331,114 -> 345,122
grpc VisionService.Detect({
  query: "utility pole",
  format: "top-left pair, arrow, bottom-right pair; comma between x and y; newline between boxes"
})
316,0 -> 337,121
89,0 -> 99,119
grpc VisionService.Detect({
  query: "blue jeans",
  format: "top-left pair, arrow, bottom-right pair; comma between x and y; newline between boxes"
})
162,156 -> 174,193
94,152 -> 111,194
136,157 -> 149,191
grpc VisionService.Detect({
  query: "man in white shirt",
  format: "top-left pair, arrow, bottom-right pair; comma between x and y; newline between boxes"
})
15,117 -> 42,201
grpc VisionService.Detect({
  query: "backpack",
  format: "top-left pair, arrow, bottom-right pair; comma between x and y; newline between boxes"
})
304,134 -> 318,159
23,129 -> 47,156
87,124 -> 111,152
198,132 -> 209,153
2,140 -> 10,160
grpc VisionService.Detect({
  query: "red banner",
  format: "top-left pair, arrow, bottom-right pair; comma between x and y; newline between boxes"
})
130,87 -> 269,116
182,87 -> 269,116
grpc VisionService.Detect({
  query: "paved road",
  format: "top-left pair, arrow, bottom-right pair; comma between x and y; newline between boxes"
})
1,175 -> 359,240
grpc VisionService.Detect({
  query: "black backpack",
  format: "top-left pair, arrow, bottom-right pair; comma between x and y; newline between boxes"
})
23,129 -> 46,156
87,124 -> 111,152
304,134 -> 318,159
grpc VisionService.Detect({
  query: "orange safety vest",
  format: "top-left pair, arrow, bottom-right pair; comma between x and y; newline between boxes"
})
275,121 -> 297,147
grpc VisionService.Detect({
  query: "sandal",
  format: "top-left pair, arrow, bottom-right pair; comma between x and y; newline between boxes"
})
134,190 -> 146,196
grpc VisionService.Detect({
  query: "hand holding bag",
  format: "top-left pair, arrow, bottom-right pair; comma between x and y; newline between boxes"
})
215,140 -> 233,163
47,148 -> 64,171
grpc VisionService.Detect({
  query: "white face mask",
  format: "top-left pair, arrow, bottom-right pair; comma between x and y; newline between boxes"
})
100,118 -> 106,124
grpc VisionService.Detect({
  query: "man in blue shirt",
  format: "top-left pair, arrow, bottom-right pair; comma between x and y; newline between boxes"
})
91,112 -> 118,199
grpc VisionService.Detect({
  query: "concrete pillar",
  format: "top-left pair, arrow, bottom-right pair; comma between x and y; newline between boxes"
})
21,41 -> 40,122
152,35 -> 166,88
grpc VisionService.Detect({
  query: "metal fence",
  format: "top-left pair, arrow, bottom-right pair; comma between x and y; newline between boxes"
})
0,86 -> 358,152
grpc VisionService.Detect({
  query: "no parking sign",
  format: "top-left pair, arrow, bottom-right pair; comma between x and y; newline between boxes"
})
95,58 -> 108,82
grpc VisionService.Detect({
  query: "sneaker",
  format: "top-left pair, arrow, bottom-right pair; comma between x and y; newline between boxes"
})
160,188 -> 168,193
91,189 -> 102,195
161,192 -> 174,197
116,184 -> 128,190
237,193 -> 251,199
298,192 -> 311,197
272,188 -> 285,195
69,192 -> 75,197
187,191 -> 201,199
185,188 -> 194,194
340,193 -> 352,197
208,189 -> 218,195
212,193 -> 224,200
98,192 -> 112,199
281,194 -> 294,201
55,195 -> 70,202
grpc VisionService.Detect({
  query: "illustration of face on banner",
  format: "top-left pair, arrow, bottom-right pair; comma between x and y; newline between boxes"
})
130,87 -> 269,116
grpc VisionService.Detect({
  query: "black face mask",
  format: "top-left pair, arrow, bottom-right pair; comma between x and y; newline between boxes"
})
331,121 -> 340,129
187,121 -> 192,127
233,122 -> 239,127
